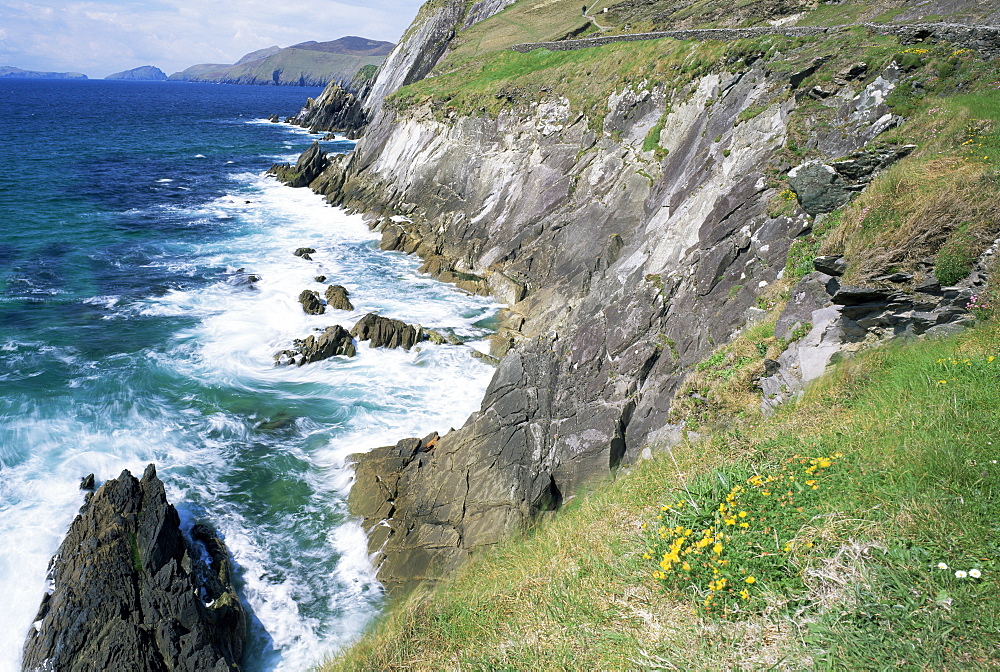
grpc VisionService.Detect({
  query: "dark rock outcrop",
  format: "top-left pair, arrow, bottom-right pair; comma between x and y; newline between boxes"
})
293,247 -> 316,260
288,84 -> 368,137
274,325 -> 357,365
325,284 -> 354,310
350,313 -> 426,350
269,141 -> 329,188
22,465 -> 246,671
787,161 -> 851,215
299,289 -> 325,315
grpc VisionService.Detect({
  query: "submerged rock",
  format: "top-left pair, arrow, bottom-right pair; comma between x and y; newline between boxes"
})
22,465 -> 246,671
324,284 -> 354,311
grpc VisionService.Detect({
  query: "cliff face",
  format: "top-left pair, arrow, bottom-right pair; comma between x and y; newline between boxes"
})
291,0 -> 519,135
293,3 -> 953,592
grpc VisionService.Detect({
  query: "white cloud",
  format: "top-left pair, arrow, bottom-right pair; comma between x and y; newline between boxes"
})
0,0 -> 425,77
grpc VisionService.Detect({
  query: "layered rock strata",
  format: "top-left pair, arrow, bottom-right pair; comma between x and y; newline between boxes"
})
22,465 -> 246,671
279,3 -> 988,592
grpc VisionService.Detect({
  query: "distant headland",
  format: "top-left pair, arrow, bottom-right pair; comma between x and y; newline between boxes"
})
105,65 -> 168,81
0,66 -> 87,80
168,36 -> 393,87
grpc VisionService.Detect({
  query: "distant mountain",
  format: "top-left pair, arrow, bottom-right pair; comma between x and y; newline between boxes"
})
105,65 -> 167,81
0,66 -> 87,80
169,36 -> 394,87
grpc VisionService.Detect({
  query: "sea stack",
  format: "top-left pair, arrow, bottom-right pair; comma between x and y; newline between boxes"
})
21,465 -> 247,671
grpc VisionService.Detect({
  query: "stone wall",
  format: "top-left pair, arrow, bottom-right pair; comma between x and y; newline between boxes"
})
511,22 -> 1000,60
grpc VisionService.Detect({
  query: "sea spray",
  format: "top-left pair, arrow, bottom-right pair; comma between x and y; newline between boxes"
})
0,80 -> 499,671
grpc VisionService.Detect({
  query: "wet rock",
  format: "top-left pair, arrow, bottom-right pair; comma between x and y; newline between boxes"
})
22,465 -> 246,671
79,473 -> 95,491
293,247 -> 316,261
314,275 -> 327,283
350,313 -> 426,350
298,289 -> 325,315
268,114 -> 280,123
324,284 -> 354,311
274,325 -> 357,366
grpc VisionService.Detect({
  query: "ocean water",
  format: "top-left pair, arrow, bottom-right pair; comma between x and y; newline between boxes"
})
0,80 -> 498,670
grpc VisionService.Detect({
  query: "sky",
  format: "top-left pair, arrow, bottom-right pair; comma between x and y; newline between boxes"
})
0,0 -> 426,77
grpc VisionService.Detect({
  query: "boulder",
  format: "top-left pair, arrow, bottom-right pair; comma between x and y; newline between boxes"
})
298,289 -> 325,315
351,313 -> 426,350
813,255 -> 847,276
21,465 -> 246,671
293,247 -> 316,261
275,325 -> 357,366
324,285 -> 354,311
787,161 -> 851,215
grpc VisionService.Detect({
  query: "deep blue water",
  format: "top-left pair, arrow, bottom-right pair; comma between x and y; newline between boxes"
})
0,80 -> 498,670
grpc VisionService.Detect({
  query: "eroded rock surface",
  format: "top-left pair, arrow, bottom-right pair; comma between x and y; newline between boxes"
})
22,465 -> 246,671
275,325 -> 357,365
299,289 -> 325,315
324,284 -> 354,311
350,313 -> 426,350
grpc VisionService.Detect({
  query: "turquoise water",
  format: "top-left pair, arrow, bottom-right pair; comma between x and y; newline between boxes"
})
0,80 -> 498,670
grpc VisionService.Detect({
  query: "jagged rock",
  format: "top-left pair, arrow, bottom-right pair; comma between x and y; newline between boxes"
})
79,473 -> 95,491
813,255 -> 847,276
298,289 -> 325,315
837,62 -> 868,82
288,84 -> 368,137
832,285 -> 893,305
314,275 -> 327,283
293,247 -> 316,260
22,465 -> 246,671
775,271 -> 839,340
324,284 -> 354,311
787,161 -> 851,215
268,114 -> 280,123
275,325 -> 357,365
267,141 -> 329,188
350,313 -> 426,350
829,145 -> 916,182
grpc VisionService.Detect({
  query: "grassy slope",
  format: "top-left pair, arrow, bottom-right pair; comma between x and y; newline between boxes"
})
324,320 -> 1000,670
319,2 -> 1000,668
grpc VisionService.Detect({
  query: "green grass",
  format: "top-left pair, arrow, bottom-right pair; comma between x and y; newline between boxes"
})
321,320 -> 1000,670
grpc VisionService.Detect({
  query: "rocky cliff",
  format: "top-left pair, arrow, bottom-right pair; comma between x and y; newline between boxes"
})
289,0 -> 519,135
283,1 -> 998,592
22,465 -> 246,671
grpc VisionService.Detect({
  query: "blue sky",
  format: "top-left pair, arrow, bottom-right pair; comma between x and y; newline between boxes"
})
0,0 -> 425,77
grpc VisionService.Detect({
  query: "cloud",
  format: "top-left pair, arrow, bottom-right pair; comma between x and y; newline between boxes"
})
0,0 -> 425,77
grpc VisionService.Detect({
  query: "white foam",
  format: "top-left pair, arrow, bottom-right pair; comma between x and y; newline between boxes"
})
2,164 -> 500,672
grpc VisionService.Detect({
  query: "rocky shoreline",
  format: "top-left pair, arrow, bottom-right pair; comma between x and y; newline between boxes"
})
266,0 -> 995,597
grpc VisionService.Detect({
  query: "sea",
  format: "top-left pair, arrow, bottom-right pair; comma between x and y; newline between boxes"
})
0,79 -> 498,671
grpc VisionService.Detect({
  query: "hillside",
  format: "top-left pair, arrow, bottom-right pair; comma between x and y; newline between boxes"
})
269,0 -> 1000,666
0,66 -> 86,79
169,36 -> 394,87
104,65 -> 167,81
